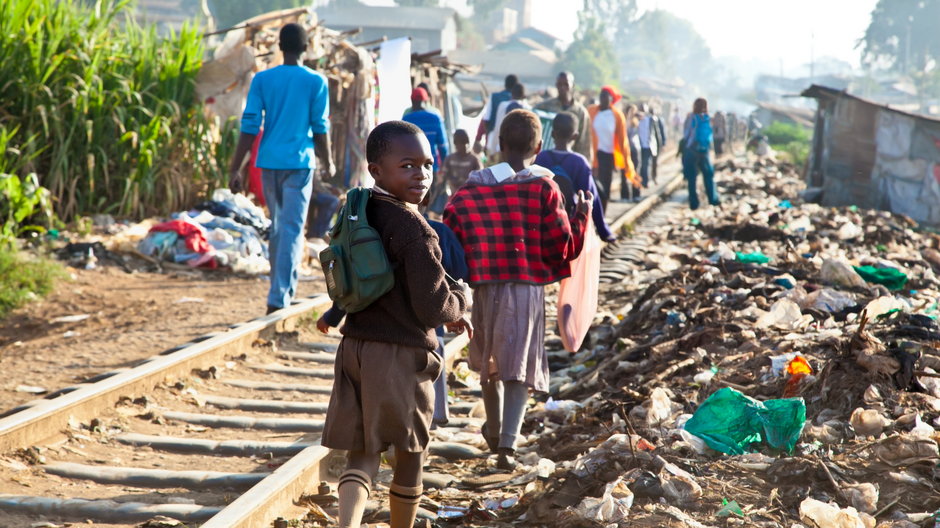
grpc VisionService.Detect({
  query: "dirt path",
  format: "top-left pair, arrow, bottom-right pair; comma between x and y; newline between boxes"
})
0,263 -> 327,412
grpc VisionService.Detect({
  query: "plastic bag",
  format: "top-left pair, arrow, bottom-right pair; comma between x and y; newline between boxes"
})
804,288 -> 857,312
569,477 -> 634,524
683,387 -> 806,455
853,265 -> 908,291
799,497 -> 871,528
820,258 -> 868,288
863,295 -> 908,319
557,215 -> 601,353
756,299 -> 810,330
837,222 -> 864,240
572,434 -> 656,478
736,251 -> 771,264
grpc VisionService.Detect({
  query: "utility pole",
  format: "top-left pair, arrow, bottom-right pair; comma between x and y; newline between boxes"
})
810,30 -> 815,80
905,16 -> 912,74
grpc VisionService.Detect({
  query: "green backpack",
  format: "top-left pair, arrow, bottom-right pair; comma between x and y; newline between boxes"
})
318,188 -> 395,313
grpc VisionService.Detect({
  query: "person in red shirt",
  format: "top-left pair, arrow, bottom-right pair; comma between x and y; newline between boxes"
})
445,109 -> 590,470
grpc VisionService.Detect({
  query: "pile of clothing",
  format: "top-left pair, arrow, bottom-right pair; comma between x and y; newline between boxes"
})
137,190 -> 271,274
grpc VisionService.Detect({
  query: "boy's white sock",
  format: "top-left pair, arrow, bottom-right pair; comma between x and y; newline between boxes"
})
337,469 -> 371,528
388,482 -> 423,528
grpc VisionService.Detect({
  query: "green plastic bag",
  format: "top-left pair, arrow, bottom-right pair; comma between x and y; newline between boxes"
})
735,251 -> 771,264
852,265 -> 908,291
684,387 -> 806,455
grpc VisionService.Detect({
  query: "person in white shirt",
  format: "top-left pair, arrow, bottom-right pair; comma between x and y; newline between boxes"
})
637,103 -> 658,188
489,83 -> 531,156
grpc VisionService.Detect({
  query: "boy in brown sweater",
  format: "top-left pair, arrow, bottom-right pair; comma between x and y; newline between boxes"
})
321,121 -> 472,528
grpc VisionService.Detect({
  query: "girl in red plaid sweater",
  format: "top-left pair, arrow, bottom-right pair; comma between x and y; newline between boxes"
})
444,109 -> 591,469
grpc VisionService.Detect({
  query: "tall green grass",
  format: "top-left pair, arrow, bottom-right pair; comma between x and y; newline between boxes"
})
0,0 -> 233,221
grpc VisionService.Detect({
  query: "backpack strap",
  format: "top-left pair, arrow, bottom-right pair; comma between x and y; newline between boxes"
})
345,187 -> 370,223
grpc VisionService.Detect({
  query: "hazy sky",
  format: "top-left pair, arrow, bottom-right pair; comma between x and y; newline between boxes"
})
531,0 -> 878,72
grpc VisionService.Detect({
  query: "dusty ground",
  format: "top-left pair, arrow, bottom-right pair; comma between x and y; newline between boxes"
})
0,325 -> 341,528
0,260 -> 327,413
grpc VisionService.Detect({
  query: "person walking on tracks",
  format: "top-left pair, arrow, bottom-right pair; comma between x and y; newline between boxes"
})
712,110 -> 727,156
228,23 -> 334,314
648,106 -> 667,185
445,110 -> 590,470
441,128 -> 482,196
588,86 -> 636,208
534,112 -> 615,242
536,71 -> 594,163
316,189 -> 471,428
681,97 -> 720,210
321,121 -> 471,528
474,74 -> 518,156
636,103 -> 660,189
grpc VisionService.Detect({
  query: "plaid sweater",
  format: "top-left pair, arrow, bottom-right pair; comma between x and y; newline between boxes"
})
443,164 -> 588,286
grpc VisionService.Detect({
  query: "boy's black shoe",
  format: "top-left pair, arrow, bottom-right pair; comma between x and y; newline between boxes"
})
266,305 -> 280,315
496,448 -> 517,471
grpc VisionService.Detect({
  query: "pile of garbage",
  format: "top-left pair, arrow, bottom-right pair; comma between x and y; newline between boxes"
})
54,190 -> 273,275
438,159 -> 940,527
134,190 -> 271,274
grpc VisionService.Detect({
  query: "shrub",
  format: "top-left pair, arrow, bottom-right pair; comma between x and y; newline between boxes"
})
0,172 -> 55,248
0,247 -> 66,318
763,121 -> 810,146
762,121 -> 810,168
777,141 -> 810,168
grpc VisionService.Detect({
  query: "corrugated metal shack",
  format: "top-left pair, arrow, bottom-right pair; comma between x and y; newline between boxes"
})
803,84 -> 940,226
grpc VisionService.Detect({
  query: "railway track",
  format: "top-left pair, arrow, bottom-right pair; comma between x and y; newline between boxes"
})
0,169 -> 685,528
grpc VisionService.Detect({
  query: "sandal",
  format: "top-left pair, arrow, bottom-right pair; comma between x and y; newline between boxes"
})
496,448 -> 517,471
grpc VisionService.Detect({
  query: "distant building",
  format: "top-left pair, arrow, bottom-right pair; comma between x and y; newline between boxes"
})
485,0 -> 533,43
802,84 -> 940,226
316,5 -> 457,54
450,25 -> 561,105
498,26 -> 561,53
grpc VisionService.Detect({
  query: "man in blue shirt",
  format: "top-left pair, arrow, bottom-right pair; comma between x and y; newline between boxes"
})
402,87 -> 448,171
229,23 -> 334,314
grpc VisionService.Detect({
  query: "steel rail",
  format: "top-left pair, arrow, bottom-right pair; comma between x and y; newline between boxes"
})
198,331 -> 471,528
0,169 -> 680,526
0,294 -> 332,452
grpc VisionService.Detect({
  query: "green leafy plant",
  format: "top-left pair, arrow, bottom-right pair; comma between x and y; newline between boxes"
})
0,247 -> 66,318
0,173 -> 55,248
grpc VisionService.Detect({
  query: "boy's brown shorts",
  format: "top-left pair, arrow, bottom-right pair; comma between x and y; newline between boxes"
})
321,336 -> 442,454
